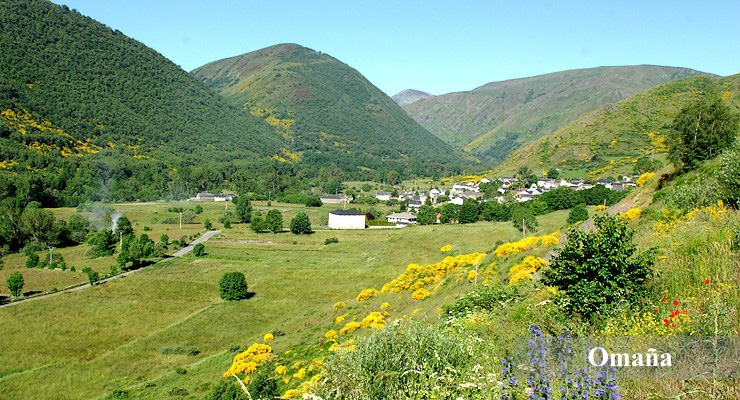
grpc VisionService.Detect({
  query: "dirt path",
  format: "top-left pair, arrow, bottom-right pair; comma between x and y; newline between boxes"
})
0,230 -> 222,309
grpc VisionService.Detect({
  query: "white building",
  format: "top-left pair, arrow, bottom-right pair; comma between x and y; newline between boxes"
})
320,194 -> 350,205
328,210 -> 366,229
375,192 -> 392,201
386,212 -> 417,227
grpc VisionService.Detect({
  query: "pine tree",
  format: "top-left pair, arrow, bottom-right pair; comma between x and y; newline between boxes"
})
290,212 -> 312,234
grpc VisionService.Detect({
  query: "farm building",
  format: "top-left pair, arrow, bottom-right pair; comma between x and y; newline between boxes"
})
386,212 -> 416,227
328,210 -> 366,229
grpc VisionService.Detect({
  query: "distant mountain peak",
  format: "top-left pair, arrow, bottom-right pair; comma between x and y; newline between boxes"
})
392,89 -> 433,106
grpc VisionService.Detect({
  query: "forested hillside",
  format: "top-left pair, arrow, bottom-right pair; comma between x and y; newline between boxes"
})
192,44 -> 468,176
402,66 -> 713,161
498,74 -> 740,178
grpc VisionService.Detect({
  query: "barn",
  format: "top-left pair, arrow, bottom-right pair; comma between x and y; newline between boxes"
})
328,210 -> 366,229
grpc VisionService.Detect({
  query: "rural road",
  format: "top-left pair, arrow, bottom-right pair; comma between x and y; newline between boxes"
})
0,230 -> 222,309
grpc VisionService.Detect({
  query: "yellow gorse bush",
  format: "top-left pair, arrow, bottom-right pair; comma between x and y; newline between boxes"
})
333,301 -> 345,310
324,330 -> 338,342
595,204 -> 607,212
339,321 -> 362,335
380,302 -> 390,310
467,270 -> 477,283
636,172 -> 655,187
275,365 -> 288,375
509,256 -> 549,284
655,200 -> 726,233
263,333 -> 274,342
223,343 -> 273,377
412,288 -> 432,300
361,312 -> 387,330
619,208 -> 641,221
356,288 -> 379,302
494,235 -> 558,257
440,245 -> 452,252
335,314 -> 347,324
381,252 -> 487,294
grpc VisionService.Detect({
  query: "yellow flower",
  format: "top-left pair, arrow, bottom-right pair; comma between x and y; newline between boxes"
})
636,172 -> 655,187
595,204 -> 606,212
339,321 -> 362,335
275,365 -> 287,375
324,330 -> 338,341
467,270 -> 477,283
334,301 -> 345,310
361,312 -> 386,330
283,389 -> 299,398
380,302 -> 391,310
293,368 -> 306,379
412,288 -> 432,300
619,208 -> 641,221
356,288 -> 379,302
263,333 -> 274,342
335,314 -> 347,324
440,245 -> 452,252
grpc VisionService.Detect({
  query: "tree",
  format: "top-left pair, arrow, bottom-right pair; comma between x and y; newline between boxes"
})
669,96 -> 738,170
219,272 -> 249,301
543,214 -> 655,319
511,205 -> 538,232
233,196 -> 252,223
290,212 -> 312,234
87,230 -> 116,257
633,157 -> 661,175
458,199 -> 479,224
516,166 -> 538,187
194,204 -> 203,214
440,203 -> 460,224
7,272 -> 23,297
223,220 -> 232,229
251,216 -> 267,233
160,233 -> 169,246
540,187 -> 579,211
718,142 -> 740,205
20,206 -> 56,245
87,270 -> 100,286
67,214 -> 91,243
416,204 -> 437,225
265,210 -> 283,234
547,168 -> 560,180
181,210 -> 196,224
25,253 -> 39,268
204,219 -> 212,230
304,195 -> 322,207
567,204 -> 589,224
480,201 -> 510,221
193,243 -> 205,257
115,216 -> 134,237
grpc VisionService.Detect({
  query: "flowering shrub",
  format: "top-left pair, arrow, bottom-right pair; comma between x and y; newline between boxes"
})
508,256 -> 548,284
619,207 -> 642,221
263,333 -> 274,342
361,312 -> 387,330
275,365 -> 287,375
381,252 -> 486,294
380,302 -> 390,310
324,330 -> 338,342
440,245 -> 452,252
655,200 -> 726,233
636,172 -> 655,186
412,288 -> 432,300
494,235 -> 558,257
595,204 -> 607,212
333,301 -> 345,310
339,321 -> 362,335
335,314 -> 347,324
356,288 -> 379,302
467,270 -> 477,283
223,343 -> 273,377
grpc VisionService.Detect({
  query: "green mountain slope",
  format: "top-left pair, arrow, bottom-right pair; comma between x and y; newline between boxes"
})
192,44 -> 468,174
402,66 -> 714,162
496,74 -> 740,178
0,0 -> 282,165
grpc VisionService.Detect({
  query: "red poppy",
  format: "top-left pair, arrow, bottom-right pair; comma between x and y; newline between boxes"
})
661,298 -> 667,302
673,300 -> 679,306
663,319 -> 669,325
704,280 -> 710,284
653,308 -> 659,313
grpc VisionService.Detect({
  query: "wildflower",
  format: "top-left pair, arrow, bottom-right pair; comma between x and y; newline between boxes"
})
673,300 -> 679,306
380,302 -> 391,310
356,288 -> 379,302
275,365 -> 287,375
283,389 -> 299,398
653,309 -> 659,313
705,280 -> 710,284
440,245 -> 452,252
334,301 -> 346,310
264,333 -> 274,342
412,288 -> 432,300
324,330 -> 338,342
293,368 -> 306,379
339,321 -> 361,335
335,314 -> 347,324
661,298 -> 667,302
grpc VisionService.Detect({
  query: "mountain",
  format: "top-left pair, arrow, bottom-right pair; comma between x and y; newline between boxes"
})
392,89 -> 433,106
496,74 -> 740,178
402,66 -> 715,162
192,44 -> 468,175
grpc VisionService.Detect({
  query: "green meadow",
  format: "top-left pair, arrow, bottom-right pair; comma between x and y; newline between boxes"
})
0,200 -> 571,399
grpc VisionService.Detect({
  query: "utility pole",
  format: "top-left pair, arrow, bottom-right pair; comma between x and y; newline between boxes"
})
48,246 -> 54,266
179,212 -> 182,230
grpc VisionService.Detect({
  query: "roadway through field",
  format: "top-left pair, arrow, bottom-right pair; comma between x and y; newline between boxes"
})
0,230 -> 223,309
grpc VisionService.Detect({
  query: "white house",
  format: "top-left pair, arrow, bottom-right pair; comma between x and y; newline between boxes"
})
479,178 -> 492,184
196,192 -> 216,201
320,194 -> 350,205
386,212 -> 417,227
450,196 -> 465,205
328,210 -> 366,229
375,192 -> 392,201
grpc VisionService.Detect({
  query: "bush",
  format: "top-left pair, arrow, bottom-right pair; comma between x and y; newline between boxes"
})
265,210 -> 283,234
194,204 -> 203,214
204,219 -> 212,230
87,270 -> 100,286
664,177 -> 721,211
105,390 -> 130,400
206,381 -> 249,400
511,205 -> 538,232
250,216 -> 267,233
304,195 -> 322,207
219,272 -> 249,301
7,272 -> 24,297
718,142 -> 740,205
289,212 -> 312,234
233,196 -> 252,223
543,214 -> 655,319
193,243 -> 205,257
669,95 -> 738,170
567,204 -> 589,224
443,284 -> 521,318
223,220 -> 231,229
318,323 -> 472,399
324,237 -> 339,245
175,367 -> 187,375
249,371 -> 279,399
25,253 -> 39,268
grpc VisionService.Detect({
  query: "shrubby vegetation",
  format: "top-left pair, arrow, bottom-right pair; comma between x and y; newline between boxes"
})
219,272 -> 249,301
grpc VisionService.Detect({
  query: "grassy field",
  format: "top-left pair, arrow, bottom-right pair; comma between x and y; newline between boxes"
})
0,200 -> 569,399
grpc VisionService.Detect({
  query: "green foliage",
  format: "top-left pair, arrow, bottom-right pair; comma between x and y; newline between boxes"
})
265,210 -> 283,234
718,142 -> 740,205
567,204 -> 589,224
324,237 -> 339,245
25,253 -> 39,268
115,216 -> 133,238
193,243 -> 206,257
117,233 -> 155,269
289,212 -> 312,234
543,214 -> 655,319
304,195 -> 322,207
443,284 -> 521,318
633,157 -> 662,174
416,204 -> 437,225
87,270 -> 100,286
669,96 -> 738,170
511,205 -> 538,232
194,205 -> 203,214
663,177 -> 722,211
7,271 -> 24,297
439,203 -> 460,224
318,323 -> 472,399
219,272 -> 249,301
249,371 -> 279,399
181,210 -> 196,224
233,196 -> 252,223
458,199 -> 479,224
547,168 -> 560,179
223,220 -> 231,229
250,216 -> 266,233
480,201 -> 511,222
206,381 -> 249,400
204,219 -> 213,230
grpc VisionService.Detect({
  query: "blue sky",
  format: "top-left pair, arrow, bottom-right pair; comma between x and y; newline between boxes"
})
52,0 -> 740,96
